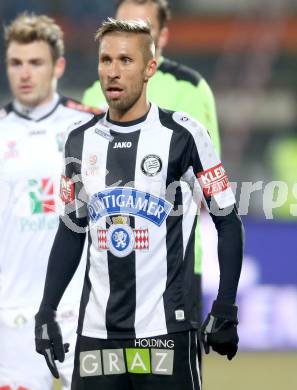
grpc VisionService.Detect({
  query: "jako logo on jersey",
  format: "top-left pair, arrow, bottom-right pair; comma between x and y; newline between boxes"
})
29,129 -> 46,136
113,141 -> 132,149
28,178 -> 55,214
88,187 -> 172,226
197,163 -> 230,197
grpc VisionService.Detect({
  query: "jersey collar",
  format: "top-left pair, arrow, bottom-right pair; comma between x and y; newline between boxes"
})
102,103 -> 159,133
13,93 -> 60,122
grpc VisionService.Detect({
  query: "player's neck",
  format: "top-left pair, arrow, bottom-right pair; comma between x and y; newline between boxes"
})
13,93 -> 59,120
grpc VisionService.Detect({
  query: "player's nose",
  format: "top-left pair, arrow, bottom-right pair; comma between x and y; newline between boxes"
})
108,61 -> 120,79
20,64 -> 31,80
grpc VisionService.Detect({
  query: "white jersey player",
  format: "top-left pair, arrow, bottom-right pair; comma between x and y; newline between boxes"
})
0,13 -> 100,390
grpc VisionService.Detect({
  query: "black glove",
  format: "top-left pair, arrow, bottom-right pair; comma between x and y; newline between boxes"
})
201,300 -> 239,360
35,306 -> 70,378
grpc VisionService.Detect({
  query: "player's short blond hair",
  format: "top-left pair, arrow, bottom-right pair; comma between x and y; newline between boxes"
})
4,12 -> 64,62
95,18 -> 155,61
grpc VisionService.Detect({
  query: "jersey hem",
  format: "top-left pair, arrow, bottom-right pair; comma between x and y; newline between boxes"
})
79,323 -> 198,340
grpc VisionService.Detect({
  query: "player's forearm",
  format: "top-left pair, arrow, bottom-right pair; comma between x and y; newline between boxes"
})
40,218 -> 86,311
210,208 -> 244,304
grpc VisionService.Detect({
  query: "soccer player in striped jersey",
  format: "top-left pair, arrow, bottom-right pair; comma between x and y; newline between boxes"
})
82,0 -> 221,335
0,13 -> 100,390
35,18 -> 243,390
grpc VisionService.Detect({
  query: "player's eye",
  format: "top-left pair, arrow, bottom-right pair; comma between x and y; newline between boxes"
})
8,60 -> 22,67
101,57 -> 111,65
121,57 -> 132,64
30,59 -> 44,66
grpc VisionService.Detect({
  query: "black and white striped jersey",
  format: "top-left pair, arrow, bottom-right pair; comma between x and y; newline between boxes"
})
59,103 -> 235,339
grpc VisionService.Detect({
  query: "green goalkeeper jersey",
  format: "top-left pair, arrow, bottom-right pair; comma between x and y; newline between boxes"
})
82,56 -> 221,275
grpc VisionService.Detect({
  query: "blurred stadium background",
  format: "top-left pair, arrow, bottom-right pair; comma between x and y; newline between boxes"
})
1,0 -> 296,389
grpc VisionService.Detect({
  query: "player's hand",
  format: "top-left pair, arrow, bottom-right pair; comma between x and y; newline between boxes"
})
201,300 -> 239,360
35,306 -> 69,378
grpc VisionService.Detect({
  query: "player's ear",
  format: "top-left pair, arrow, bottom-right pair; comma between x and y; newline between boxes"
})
144,58 -> 157,82
54,57 -> 66,80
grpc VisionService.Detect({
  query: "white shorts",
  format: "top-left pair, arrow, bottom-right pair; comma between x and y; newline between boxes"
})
0,304 -> 78,390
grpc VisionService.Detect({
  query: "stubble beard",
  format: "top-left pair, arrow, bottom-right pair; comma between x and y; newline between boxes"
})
107,94 -> 138,112
105,78 -> 144,113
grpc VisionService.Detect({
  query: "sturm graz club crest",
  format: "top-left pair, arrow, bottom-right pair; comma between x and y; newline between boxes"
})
141,154 -> 162,177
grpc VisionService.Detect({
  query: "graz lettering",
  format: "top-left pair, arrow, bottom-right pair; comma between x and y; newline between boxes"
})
80,348 -> 174,377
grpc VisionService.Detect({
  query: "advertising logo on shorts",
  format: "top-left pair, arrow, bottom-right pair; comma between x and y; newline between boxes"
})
141,154 -> 162,177
197,163 -> 230,197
